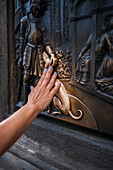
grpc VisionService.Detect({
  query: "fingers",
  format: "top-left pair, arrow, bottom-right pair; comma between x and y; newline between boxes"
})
36,68 -> 48,87
30,86 -> 34,91
50,82 -> 61,97
41,66 -> 53,89
27,67 -> 61,113
46,72 -> 57,91
34,67 -> 58,99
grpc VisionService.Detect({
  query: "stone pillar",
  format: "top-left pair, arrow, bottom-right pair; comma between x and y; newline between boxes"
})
0,0 -> 9,121
7,0 -> 17,114
0,0 -> 16,121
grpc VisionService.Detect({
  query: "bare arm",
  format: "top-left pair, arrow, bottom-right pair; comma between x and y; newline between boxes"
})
0,67 -> 60,156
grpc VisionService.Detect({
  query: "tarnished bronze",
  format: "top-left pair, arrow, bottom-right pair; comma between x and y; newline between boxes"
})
95,15 -> 113,96
17,0 -> 57,104
75,34 -> 91,84
75,14 -> 113,96
15,0 -> 113,135
53,79 -> 83,120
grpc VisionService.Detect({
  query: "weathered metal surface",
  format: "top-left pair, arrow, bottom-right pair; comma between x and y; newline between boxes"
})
14,0 -> 113,135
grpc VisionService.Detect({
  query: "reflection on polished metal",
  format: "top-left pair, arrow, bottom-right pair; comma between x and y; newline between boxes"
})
15,0 -> 113,135
53,79 -> 83,120
75,14 -> 113,96
75,34 -> 91,84
95,15 -> 113,96
17,0 -> 57,104
56,50 -> 72,79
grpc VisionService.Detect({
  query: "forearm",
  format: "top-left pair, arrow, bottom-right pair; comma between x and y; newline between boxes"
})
0,103 -> 38,156
0,67 -> 60,156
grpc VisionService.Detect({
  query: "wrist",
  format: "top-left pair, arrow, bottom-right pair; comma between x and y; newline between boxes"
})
24,102 -> 40,117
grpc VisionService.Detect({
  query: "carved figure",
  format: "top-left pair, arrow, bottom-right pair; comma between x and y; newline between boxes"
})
53,79 -> 83,120
18,0 -> 57,103
56,50 -> 72,79
43,50 -> 82,120
95,16 -> 113,95
75,34 -> 92,84
75,15 -> 113,87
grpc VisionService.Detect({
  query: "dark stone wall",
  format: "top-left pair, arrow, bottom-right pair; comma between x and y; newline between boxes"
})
7,0 -> 17,114
0,0 -> 16,121
0,0 -> 9,121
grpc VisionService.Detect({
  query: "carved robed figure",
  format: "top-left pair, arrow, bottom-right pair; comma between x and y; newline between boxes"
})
75,15 -> 113,93
95,16 -> 113,95
18,0 -> 57,103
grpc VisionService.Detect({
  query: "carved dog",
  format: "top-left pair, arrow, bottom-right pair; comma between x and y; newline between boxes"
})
43,52 -> 83,120
53,79 -> 83,120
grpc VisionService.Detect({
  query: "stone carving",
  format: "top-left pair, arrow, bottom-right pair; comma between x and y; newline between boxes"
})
17,0 -> 57,104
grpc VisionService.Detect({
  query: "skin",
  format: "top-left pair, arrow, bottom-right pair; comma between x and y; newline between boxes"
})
0,67 -> 61,156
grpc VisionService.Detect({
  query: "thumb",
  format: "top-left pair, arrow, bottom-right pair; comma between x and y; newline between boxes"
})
30,86 -> 34,91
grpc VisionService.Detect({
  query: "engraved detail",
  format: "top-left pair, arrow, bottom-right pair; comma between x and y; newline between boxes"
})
75,34 -> 91,85
56,49 -> 72,79
53,79 -> 83,120
95,15 -> 113,96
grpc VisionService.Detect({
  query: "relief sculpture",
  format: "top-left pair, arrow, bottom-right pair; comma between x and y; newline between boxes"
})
14,0 -> 113,135
75,32 -> 106,85
42,48 -> 96,126
53,79 -> 83,120
75,14 -> 113,97
17,0 -> 97,124
43,49 -> 83,120
17,0 -> 83,121
95,15 -> 113,96
17,0 -> 57,104
75,34 -> 92,84
56,50 -> 72,79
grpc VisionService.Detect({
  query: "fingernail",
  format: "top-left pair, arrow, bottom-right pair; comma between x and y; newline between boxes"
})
58,82 -> 61,85
30,86 -> 33,90
54,72 -> 57,75
44,68 -> 47,72
49,66 -> 53,70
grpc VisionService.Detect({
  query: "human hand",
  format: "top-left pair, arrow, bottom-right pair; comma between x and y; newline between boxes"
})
27,67 -> 61,114
50,53 -> 58,67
